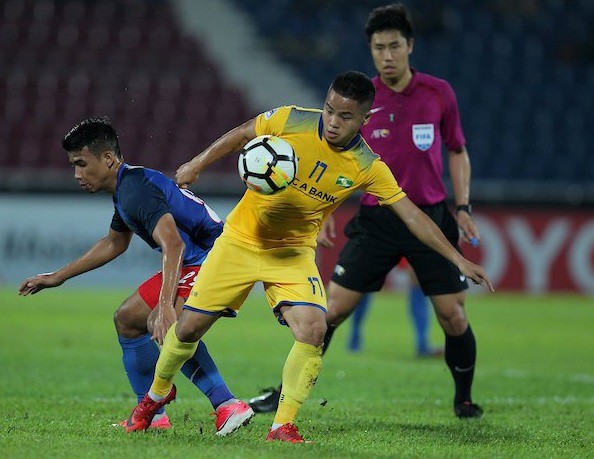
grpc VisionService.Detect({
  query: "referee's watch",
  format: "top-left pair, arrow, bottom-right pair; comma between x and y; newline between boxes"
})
455,204 -> 472,216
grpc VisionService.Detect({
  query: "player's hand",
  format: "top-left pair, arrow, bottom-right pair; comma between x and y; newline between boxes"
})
18,272 -> 64,296
150,304 -> 177,345
317,215 -> 336,248
458,259 -> 495,292
175,160 -> 200,189
456,211 -> 480,247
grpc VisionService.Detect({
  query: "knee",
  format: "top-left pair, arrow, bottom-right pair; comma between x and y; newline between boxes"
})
113,305 -> 131,337
325,305 -> 341,327
325,282 -> 361,327
293,316 -> 327,347
437,303 -> 468,335
326,299 -> 352,327
174,321 -> 193,342
174,314 -> 203,342
450,310 -> 468,335
311,318 -> 328,345
114,302 -> 147,339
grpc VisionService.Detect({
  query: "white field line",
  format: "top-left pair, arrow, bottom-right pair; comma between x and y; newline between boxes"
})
498,368 -> 594,384
343,396 -> 594,405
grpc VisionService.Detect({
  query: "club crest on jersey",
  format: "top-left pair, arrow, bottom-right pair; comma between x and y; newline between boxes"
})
335,176 -> 353,188
264,108 -> 278,119
412,124 -> 434,151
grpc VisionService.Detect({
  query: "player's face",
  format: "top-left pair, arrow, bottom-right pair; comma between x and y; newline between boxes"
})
68,147 -> 116,193
322,90 -> 370,148
370,30 -> 413,83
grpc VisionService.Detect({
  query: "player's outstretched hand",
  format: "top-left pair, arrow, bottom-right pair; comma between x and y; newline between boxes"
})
458,259 -> 495,292
150,304 -> 177,345
317,215 -> 337,248
18,272 -> 64,296
175,161 -> 200,189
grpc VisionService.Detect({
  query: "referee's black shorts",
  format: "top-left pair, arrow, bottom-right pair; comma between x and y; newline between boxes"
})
331,201 -> 468,296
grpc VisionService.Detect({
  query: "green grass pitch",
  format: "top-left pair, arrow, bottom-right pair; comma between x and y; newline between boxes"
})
0,288 -> 592,458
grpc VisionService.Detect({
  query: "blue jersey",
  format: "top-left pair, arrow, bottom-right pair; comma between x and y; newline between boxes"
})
110,164 -> 223,266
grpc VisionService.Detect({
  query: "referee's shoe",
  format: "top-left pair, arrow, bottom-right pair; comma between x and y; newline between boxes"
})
248,386 -> 281,413
454,401 -> 483,418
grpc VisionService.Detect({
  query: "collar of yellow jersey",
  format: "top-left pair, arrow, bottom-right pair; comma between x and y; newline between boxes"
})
317,115 -> 362,151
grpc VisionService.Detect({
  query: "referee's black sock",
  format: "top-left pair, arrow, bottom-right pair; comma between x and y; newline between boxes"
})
445,325 -> 476,404
322,325 -> 337,355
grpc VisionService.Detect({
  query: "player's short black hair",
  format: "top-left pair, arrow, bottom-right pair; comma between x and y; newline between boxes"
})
329,71 -> 376,112
365,3 -> 414,43
62,116 -> 122,158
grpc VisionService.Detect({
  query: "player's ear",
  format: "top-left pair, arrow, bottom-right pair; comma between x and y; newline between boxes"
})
408,37 -> 414,54
102,150 -> 116,169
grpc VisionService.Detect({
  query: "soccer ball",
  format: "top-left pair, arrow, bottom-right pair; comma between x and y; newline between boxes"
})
238,135 -> 297,195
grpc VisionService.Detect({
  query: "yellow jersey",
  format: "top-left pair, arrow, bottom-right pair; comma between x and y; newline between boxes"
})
224,105 -> 406,248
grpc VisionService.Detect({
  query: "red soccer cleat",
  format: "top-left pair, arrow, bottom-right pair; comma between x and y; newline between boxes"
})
124,385 -> 177,432
117,413 -> 172,430
266,423 -> 312,443
213,400 -> 255,436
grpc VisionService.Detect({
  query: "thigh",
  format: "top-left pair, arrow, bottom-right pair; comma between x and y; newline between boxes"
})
184,235 -> 256,317
262,246 -> 328,325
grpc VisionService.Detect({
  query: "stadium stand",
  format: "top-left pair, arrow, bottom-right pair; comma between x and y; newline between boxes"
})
230,0 -> 594,184
1,0 -> 592,199
0,0 -> 253,187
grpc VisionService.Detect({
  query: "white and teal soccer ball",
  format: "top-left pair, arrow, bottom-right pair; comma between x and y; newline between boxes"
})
238,135 -> 297,195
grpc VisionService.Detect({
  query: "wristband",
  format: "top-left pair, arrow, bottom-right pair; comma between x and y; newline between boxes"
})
455,204 -> 472,215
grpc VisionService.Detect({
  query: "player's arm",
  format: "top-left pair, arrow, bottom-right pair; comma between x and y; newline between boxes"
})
317,214 -> 337,248
389,196 -> 494,291
18,228 -> 133,295
176,118 -> 258,187
149,213 -> 185,345
449,146 -> 479,245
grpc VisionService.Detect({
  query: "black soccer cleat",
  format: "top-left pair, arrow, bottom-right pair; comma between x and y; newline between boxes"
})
248,386 -> 281,413
454,401 -> 483,419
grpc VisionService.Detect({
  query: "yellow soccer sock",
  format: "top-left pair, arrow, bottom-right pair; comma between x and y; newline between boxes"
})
150,324 -> 199,398
274,340 -> 323,426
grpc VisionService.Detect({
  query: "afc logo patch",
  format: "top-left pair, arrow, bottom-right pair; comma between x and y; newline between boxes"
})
370,128 -> 390,139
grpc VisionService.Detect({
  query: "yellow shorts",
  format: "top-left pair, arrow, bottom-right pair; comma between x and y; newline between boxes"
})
184,235 -> 327,323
